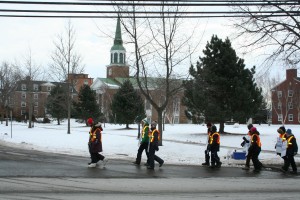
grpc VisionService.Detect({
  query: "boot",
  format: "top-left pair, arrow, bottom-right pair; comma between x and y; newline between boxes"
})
242,165 -> 250,170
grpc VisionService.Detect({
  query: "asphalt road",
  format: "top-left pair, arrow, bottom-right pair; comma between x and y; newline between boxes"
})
0,143 -> 299,200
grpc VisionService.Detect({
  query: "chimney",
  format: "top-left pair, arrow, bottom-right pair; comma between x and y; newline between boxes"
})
286,68 -> 297,80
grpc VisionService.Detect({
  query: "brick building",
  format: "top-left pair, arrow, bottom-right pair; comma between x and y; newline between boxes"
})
91,18 -> 189,124
271,68 -> 300,124
11,74 -> 93,120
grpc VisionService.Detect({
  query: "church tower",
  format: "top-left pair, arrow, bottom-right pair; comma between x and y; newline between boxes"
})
106,18 -> 129,79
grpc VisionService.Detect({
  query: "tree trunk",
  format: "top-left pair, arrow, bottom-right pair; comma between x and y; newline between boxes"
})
219,122 -> 225,133
157,109 -> 163,146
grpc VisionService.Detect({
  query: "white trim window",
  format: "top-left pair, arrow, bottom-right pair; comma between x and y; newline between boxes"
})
21,101 -> 26,107
278,114 -> 283,122
34,93 -> 38,99
278,102 -> 282,109
288,90 -> 294,97
21,92 -> 26,99
34,102 -> 38,107
277,91 -> 282,98
288,114 -> 293,121
21,84 -> 27,91
288,102 -> 293,109
33,84 -> 39,91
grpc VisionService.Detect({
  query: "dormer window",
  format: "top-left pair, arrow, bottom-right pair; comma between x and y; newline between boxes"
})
22,84 -> 26,91
288,90 -> 293,97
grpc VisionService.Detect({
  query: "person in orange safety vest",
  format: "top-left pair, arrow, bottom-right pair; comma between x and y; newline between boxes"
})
248,127 -> 263,172
207,125 -> 222,168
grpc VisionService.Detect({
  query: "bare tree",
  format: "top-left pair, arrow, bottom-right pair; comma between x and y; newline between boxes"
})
232,2 -> 300,73
0,62 -> 21,125
49,20 -> 85,134
115,1 -> 200,144
18,48 -> 44,128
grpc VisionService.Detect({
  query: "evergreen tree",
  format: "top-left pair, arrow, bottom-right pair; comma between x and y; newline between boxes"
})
73,84 -> 101,124
183,35 -> 264,133
111,80 -> 145,129
46,85 -> 68,125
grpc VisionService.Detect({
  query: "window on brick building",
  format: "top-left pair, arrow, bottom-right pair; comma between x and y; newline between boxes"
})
278,114 -> 283,122
277,91 -> 282,98
22,84 -> 26,91
22,93 -> 26,99
278,102 -> 282,109
288,102 -> 293,109
33,84 -> 39,91
288,114 -> 293,121
34,94 -> 38,99
34,102 -> 38,107
288,90 -> 294,97
21,102 -> 26,107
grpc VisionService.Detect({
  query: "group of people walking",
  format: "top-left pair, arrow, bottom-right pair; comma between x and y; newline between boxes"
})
86,117 -> 164,170
202,122 -> 298,174
85,117 -> 297,174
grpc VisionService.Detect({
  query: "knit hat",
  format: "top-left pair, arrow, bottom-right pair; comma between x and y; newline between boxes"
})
151,121 -> 157,127
211,125 -> 217,132
87,118 -> 93,125
141,118 -> 149,125
247,124 -> 253,130
277,126 -> 286,134
286,129 -> 292,135
250,127 -> 257,133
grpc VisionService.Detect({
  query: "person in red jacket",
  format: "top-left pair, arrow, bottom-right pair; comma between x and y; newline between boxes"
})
87,118 -> 108,168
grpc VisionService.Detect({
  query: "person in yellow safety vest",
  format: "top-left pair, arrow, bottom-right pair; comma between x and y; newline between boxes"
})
133,119 -> 150,166
147,121 -> 164,170
275,126 -> 287,156
207,125 -> 222,168
281,129 -> 298,174
87,118 -> 108,168
248,127 -> 263,172
202,122 -> 212,166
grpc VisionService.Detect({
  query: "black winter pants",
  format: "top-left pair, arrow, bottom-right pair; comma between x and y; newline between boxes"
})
210,149 -> 220,166
90,152 -> 104,163
135,142 -> 149,164
250,147 -> 262,170
283,154 -> 297,172
148,145 -> 164,169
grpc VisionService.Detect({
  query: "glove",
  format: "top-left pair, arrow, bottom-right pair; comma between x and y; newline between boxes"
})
294,152 -> 297,156
241,141 -> 246,147
243,137 -> 249,143
154,145 -> 159,151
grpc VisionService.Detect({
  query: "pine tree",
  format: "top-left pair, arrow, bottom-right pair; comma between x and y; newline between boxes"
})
183,35 -> 264,133
73,84 -> 101,124
111,80 -> 145,129
46,85 -> 68,125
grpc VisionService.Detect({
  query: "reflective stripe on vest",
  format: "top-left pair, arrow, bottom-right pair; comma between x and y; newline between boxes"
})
209,132 -> 220,145
251,134 -> 261,147
150,129 -> 160,142
280,133 -> 287,141
142,125 -> 149,139
287,136 -> 294,147
90,128 -> 101,142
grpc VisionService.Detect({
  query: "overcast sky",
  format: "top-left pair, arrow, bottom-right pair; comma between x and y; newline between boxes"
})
0,2 -> 279,81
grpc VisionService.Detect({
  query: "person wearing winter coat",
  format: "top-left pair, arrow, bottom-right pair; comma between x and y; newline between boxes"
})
87,118 -> 107,168
133,119 -> 150,166
281,129 -> 298,174
147,121 -> 164,170
275,126 -> 287,156
208,125 -> 222,168
202,122 -> 212,166
248,127 -> 263,172
242,124 -> 253,170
